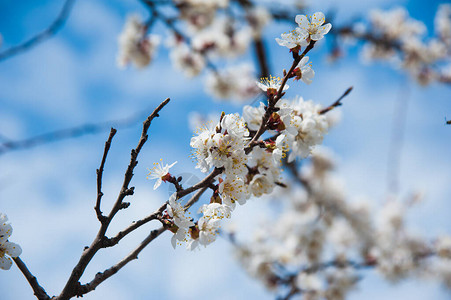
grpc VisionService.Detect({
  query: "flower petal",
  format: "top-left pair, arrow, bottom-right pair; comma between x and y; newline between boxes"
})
256,82 -> 268,91
311,23 -> 332,40
171,234 -> 177,249
4,242 -> 22,257
153,178 -> 162,190
298,56 -> 309,68
312,12 -> 326,26
295,14 -> 310,29
0,223 -> 12,245
0,255 -> 12,270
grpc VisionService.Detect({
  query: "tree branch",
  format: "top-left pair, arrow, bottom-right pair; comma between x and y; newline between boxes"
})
95,128 -> 117,223
0,0 -> 76,62
176,167 -> 222,199
245,41 -> 316,153
319,86 -> 353,115
13,257 -> 51,300
107,203 -> 167,247
56,98 -> 170,300
77,226 -> 167,296
0,105 -> 159,156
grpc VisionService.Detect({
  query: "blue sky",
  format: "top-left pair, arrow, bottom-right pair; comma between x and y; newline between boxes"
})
0,0 -> 450,299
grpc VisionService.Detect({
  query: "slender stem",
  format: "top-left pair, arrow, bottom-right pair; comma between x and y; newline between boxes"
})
319,86 -> 353,115
56,98 -> 170,300
176,168 -> 222,198
0,0 -> 76,62
13,257 -> 51,300
77,227 -> 167,296
95,128 -> 117,222
245,41 -> 316,154
107,203 -> 167,247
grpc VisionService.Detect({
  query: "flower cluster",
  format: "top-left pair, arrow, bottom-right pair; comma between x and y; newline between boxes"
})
275,12 -> 331,86
0,213 -> 22,270
173,0 -> 229,31
231,148 -> 451,298
276,12 -> 332,50
358,6 -> 451,85
205,63 -> 260,101
166,94 -> 329,249
117,15 -> 160,69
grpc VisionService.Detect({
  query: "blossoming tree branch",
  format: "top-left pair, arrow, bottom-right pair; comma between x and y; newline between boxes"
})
1,1 -> 451,299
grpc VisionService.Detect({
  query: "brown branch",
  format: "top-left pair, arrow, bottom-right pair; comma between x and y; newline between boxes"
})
253,38 -> 270,78
319,86 -> 353,115
95,128 -> 117,223
77,226 -> 167,296
77,183 -> 211,296
184,186 -> 209,209
245,41 -> 316,154
176,167 -> 223,198
140,0 -> 218,73
13,257 -> 51,300
235,0 -> 271,78
107,203 -> 167,247
0,0 -> 76,62
56,98 -> 170,300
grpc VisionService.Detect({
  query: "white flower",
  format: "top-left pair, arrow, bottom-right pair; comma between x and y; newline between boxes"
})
256,75 -> 289,95
296,273 -> 323,292
277,97 -> 328,161
242,102 -> 266,131
293,56 -> 315,84
169,43 -> 206,78
205,63 -> 259,101
435,4 -> 451,42
198,217 -> 221,246
167,193 -> 194,229
191,113 -> 249,176
147,159 -> 177,190
275,29 -> 309,49
219,176 -> 249,208
295,12 -> 332,41
0,214 -> 22,270
369,8 -> 425,41
199,203 -> 232,220
436,236 -> 451,259
171,227 -> 188,249
191,17 -> 251,58
249,174 -> 274,197
247,6 -> 272,38
247,146 -> 281,182
117,15 -> 160,69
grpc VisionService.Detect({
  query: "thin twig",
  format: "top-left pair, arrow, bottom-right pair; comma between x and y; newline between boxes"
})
107,203 -> 167,247
245,41 -> 316,153
0,105 -> 159,156
140,0 -> 218,73
95,128 -> 117,223
0,0 -> 76,62
56,98 -> 170,300
78,184 -> 213,296
13,257 -> 51,300
184,186 -> 209,209
176,167 -> 222,199
319,86 -> 353,115
77,227 -> 167,296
